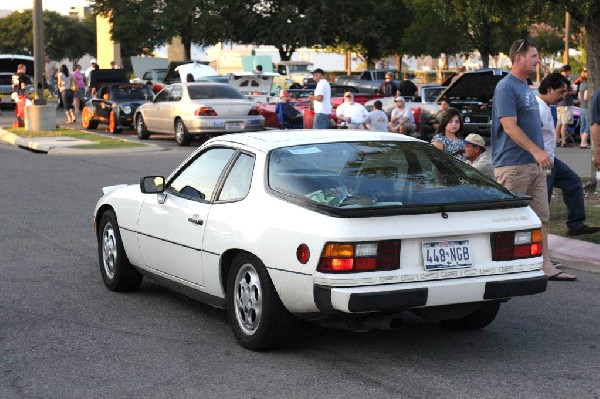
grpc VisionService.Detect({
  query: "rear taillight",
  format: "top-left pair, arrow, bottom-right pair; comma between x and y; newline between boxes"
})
318,241 -> 401,273
491,228 -> 542,261
194,107 -> 217,116
248,106 -> 260,115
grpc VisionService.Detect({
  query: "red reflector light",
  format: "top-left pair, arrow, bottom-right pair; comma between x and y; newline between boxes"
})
296,244 -> 310,264
194,107 -> 217,116
355,258 -> 377,271
513,245 -> 531,258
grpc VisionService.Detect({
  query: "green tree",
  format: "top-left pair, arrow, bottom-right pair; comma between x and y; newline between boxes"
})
224,0 -> 337,61
433,0 -> 529,68
0,9 -> 94,61
333,0 -> 413,68
402,0 -> 471,69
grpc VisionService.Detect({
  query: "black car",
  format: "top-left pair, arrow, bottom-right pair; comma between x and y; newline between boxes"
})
436,68 -> 509,138
81,83 -> 151,133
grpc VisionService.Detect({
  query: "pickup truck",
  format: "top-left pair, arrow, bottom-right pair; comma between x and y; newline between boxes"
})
335,69 -> 401,94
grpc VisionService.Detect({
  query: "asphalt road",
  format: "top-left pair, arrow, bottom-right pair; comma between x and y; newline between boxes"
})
1,131 -> 599,398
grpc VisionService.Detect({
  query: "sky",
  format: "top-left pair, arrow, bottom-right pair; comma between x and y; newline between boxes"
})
0,0 -> 91,15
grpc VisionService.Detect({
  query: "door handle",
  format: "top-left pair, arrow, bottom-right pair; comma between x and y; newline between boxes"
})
187,215 -> 204,225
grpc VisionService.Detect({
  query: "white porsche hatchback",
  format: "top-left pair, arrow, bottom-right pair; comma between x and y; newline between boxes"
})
93,130 -> 547,350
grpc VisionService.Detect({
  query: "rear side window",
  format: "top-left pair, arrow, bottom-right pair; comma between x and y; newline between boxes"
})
218,153 -> 255,202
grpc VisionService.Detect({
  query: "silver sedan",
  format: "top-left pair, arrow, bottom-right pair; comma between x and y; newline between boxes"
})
134,82 -> 265,146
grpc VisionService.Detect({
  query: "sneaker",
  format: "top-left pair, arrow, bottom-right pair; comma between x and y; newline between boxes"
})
567,224 -> 600,236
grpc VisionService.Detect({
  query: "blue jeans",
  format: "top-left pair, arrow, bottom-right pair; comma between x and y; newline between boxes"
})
314,113 -> 330,129
579,108 -> 589,134
546,157 -> 585,229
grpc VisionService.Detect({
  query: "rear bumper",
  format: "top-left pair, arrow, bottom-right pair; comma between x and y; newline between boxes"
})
181,116 -> 265,133
314,271 -> 547,313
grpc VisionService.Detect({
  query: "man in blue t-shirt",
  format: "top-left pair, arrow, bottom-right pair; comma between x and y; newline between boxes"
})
491,38 -> 576,281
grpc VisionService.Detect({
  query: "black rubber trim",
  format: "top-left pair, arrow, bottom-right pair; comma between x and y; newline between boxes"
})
348,288 -> 428,312
484,275 -> 547,299
314,286 -> 428,313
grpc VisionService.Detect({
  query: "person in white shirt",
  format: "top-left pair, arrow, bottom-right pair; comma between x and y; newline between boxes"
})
308,68 -> 331,129
362,100 -> 389,131
463,133 -> 493,179
387,97 -> 415,134
336,92 -> 368,128
537,72 -> 599,236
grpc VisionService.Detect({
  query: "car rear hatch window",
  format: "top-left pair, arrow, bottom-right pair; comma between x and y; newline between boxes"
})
268,141 -> 527,216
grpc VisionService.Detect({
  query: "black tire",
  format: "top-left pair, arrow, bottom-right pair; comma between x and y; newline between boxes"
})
136,114 -> 150,140
440,302 -> 501,330
97,210 -> 143,292
174,118 -> 191,146
226,253 -> 294,351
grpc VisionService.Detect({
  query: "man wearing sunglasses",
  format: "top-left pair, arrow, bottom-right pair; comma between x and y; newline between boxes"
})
491,39 -> 576,281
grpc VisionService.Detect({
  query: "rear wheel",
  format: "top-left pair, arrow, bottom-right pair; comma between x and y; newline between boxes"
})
174,118 -> 191,146
226,253 -> 294,351
82,106 -> 98,129
136,114 -> 150,139
108,110 -> 121,134
97,210 -> 143,292
439,302 -> 501,330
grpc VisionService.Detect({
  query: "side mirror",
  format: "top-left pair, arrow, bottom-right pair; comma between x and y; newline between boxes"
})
140,176 -> 165,193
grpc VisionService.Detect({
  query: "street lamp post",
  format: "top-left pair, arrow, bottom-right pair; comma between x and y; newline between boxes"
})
33,0 -> 45,105
25,0 -> 56,131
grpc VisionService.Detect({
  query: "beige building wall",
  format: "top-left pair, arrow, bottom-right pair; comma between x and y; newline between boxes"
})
96,14 -> 121,69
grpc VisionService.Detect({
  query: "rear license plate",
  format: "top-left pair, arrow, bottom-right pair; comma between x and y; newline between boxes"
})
226,122 -> 242,130
422,240 -> 472,270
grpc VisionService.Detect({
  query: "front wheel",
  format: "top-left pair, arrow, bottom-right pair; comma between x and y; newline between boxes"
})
439,302 -> 500,330
97,210 -> 143,292
82,106 -> 98,129
136,114 -> 150,139
174,119 -> 191,146
226,253 -> 294,351
108,110 -> 121,134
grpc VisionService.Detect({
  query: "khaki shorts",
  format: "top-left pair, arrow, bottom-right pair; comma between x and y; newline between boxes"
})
556,106 -> 573,124
494,163 -> 549,222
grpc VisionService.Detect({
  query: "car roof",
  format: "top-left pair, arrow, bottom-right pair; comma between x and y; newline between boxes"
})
205,129 -> 423,152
